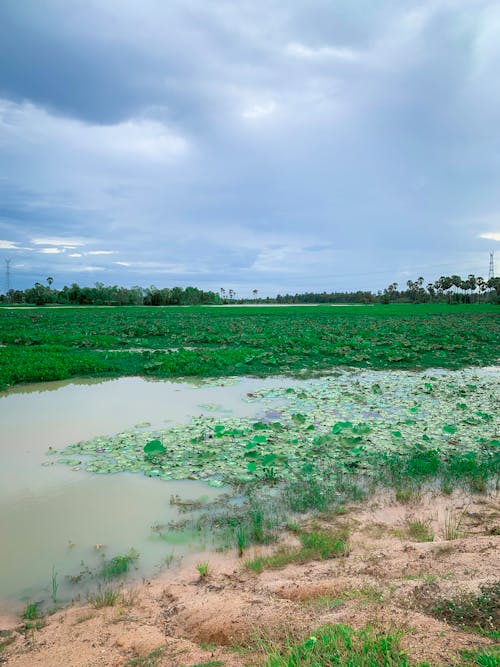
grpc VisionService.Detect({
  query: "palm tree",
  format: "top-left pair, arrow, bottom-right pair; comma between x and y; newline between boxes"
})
46,276 -> 54,288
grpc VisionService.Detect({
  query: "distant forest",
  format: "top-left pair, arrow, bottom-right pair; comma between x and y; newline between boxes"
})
1,274 -> 499,306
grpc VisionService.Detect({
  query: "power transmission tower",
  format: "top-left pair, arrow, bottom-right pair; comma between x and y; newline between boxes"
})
4,259 -> 11,297
488,251 -> 495,280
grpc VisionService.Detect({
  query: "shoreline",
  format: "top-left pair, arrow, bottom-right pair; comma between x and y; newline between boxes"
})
2,488 -> 498,666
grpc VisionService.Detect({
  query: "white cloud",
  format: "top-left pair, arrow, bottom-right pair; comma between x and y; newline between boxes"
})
87,250 -> 116,255
115,261 -> 131,266
38,247 -> 63,254
32,237 -> 87,247
286,41 -> 361,61
479,232 -> 500,241
242,101 -> 277,119
0,239 -> 21,249
68,253 -> 83,257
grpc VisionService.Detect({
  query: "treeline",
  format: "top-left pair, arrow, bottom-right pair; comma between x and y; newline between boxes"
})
1,274 -> 498,306
274,275 -> 499,304
274,275 -> 499,305
2,282 -> 221,306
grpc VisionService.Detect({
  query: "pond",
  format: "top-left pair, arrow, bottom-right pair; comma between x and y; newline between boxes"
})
1,367 -> 498,617
0,375 -> 302,615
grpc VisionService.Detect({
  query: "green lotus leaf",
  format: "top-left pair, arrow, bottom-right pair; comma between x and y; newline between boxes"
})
143,440 -> 166,454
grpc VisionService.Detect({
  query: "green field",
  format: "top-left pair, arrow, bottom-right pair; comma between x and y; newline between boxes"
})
0,304 -> 498,390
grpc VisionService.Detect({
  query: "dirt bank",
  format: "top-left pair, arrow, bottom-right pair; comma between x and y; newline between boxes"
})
2,489 -> 498,666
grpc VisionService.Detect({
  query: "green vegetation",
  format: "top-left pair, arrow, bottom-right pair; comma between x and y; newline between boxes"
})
88,585 -> 123,608
21,601 -> 41,621
245,527 -> 349,572
100,549 -> 139,580
405,519 -> 434,542
0,304 -> 498,390
125,647 -> 166,667
196,562 -> 210,579
263,624 -> 431,667
443,509 -> 466,541
20,601 -> 45,632
0,629 -> 16,653
50,565 -> 59,604
428,581 -> 500,637
51,368 -> 498,489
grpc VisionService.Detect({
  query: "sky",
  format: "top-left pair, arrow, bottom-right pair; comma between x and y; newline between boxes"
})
0,0 -> 499,297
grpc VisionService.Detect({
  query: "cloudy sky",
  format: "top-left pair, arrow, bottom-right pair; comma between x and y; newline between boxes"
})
0,0 -> 499,296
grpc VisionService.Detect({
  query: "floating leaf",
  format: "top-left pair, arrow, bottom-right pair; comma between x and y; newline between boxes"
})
143,440 -> 166,454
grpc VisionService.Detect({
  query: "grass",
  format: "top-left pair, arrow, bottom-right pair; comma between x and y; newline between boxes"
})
196,562 -> 210,579
0,629 -> 16,652
262,623 -> 431,666
21,601 -> 41,620
190,662 -> 224,667
0,304 -> 498,390
50,565 -> 58,604
303,585 -> 383,609
245,527 -> 349,573
460,648 -> 500,666
406,519 -> 435,542
429,581 -> 500,637
395,487 -> 417,503
88,585 -> 123,608
126,647 -> 165,666
443,509 -> 466,540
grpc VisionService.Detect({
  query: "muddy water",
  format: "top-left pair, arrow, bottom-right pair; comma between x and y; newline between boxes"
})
0,376 -> 296,615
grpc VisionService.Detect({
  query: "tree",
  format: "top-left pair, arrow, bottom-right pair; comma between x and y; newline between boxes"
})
46,276 -> 54,288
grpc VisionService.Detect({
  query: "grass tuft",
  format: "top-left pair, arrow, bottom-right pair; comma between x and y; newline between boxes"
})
196,562 -> 210,579
263,624 -> 430,666
245,527 -> 349,573
88,585 -> 122,608
406,519 -> 434,542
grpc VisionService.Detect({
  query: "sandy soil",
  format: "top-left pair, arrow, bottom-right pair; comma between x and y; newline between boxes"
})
1,489 -> 498,667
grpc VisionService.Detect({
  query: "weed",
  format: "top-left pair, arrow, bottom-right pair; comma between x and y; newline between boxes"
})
88,585 -> 122,608
0,629 -> 15,652
303,595 -> 344,610
460,647 -> 500,666
236,523 -> 247,557
190,662 -> 224,667
425,581 -> 500,635
196,562 -> 210,579
443,509 -> 466,540
245,556 -> 265,573
395,487 -> 415,503
406,519 -> 434,542
245,528 -> 349,572
21,601 -> 41,621
263,623 -> 430,666
286,521 -> 302,534
73,613 -> 95,624
126,647 -> 165,666
50,565 -> 58,604
100,549 -> 139,580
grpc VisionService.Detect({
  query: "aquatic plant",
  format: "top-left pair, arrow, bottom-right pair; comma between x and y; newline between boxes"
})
100,549 -> 139,580
1,304 -> 498,390
50,565 -> 58,604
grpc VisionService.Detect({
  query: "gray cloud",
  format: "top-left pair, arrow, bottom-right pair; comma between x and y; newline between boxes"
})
0,0 -> 499,295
